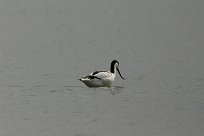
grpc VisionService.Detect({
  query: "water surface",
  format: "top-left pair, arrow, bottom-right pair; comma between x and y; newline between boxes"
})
0,0 -> 203,136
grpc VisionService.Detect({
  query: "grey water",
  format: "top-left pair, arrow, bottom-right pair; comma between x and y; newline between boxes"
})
0,0 -> 204,136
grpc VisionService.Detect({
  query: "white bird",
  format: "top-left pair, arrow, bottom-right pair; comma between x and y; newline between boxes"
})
79,60 -> 125,87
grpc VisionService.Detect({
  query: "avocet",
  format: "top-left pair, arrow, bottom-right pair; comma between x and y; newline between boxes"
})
79,60 -> 125,87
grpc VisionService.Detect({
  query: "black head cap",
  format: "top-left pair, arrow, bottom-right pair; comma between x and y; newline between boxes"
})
111,60 -> 119,65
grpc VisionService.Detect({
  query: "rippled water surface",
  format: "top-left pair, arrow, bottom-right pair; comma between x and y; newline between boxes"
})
0,0 -> 204,136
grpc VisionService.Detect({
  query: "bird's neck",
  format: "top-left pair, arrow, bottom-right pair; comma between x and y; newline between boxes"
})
110,64 -> 116,74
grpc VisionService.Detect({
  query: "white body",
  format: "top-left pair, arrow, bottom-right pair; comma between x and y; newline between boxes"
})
80,71 -> 116,87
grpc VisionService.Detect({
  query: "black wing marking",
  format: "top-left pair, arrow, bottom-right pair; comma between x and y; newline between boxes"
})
92,71 -> 108,75
86,75 -> 102,80
92,71 -> 100,75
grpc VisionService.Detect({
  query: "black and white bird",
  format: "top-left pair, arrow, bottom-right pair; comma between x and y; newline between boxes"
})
79,60 -> 125,87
